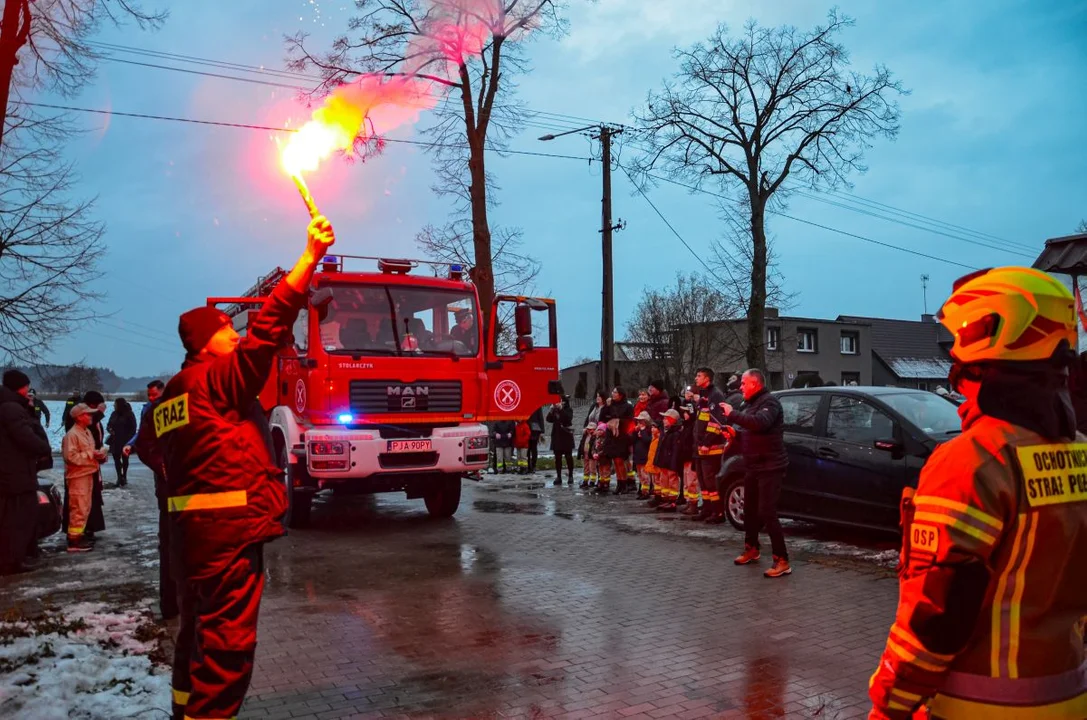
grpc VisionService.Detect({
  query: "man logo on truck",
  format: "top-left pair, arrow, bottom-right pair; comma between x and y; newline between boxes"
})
388,385 -> 429,411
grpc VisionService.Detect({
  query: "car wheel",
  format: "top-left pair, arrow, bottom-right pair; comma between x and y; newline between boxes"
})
424,475 -> 462,518
725,476 -> 746,532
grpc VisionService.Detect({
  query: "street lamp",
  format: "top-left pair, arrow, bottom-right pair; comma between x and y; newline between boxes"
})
541,124 -> 623,393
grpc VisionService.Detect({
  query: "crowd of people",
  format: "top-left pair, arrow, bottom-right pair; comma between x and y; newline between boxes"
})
489,368 -> 794,578
0,373 -> 166,572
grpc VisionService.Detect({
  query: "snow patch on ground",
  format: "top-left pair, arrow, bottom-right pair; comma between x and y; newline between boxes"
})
0,602 -> 170,719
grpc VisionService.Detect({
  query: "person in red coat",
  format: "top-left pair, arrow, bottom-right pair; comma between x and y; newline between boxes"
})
160,215 -> 335,720
513,419 -> 532,474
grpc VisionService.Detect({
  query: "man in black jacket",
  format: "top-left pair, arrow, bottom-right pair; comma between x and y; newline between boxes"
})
161,215 -> 334,720
0,370 -> 52,575
721,369 -> 791,578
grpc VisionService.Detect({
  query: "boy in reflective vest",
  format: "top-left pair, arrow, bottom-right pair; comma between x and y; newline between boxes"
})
160,216 -> 335,720
869,267 -> 1087,719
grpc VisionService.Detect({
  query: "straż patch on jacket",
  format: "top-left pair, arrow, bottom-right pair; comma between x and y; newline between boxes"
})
155,394 -> 191,437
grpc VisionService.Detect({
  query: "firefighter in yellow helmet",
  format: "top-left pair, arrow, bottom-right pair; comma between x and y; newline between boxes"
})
869,267 -> 1087,719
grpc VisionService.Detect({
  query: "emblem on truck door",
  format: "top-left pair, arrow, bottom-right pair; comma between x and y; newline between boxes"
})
494,380 -> 521,412
295,380 -> 307,414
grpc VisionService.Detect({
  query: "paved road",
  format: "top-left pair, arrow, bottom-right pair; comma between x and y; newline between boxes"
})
2,465 -> 900,719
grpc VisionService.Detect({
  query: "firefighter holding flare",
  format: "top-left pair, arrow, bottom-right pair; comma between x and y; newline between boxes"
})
869,267 -> 1087,719
160,215 -> 335,720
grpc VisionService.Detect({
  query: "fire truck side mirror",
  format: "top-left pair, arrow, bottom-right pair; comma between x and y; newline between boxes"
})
517,336 -> 534,353
514,304 -> 532,337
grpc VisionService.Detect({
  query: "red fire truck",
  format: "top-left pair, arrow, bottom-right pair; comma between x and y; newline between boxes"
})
211,255 -> 562,526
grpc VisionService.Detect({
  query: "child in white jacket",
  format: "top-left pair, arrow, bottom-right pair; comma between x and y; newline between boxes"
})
62,403 -> 106,553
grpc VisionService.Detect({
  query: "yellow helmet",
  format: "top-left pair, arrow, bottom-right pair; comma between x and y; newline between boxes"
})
937,266 -> 1077,364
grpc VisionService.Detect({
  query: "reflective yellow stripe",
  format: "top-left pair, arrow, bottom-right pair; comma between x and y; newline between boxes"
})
890,625 -> 955,663
930,690 -> 1087,719
698,448 -> 725,456
173,689 -> 190,705
706,426 -> 722,434
890,688 -> 923,703
913,510 -> 998,546
887,700 -> 913,712
886,637 -> 948,673
992,513 -> 1029,677
914,495 -> 1003,531
168,491 -> 247,512
1008,515 -> 1039,679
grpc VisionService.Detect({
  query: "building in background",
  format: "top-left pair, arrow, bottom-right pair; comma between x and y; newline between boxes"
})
838,314 -> 954,391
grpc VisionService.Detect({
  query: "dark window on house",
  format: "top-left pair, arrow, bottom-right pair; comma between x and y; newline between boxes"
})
779,394 -> 821,435
840,331 -> 859,355
767,327 -> 780,351
798,328 -> 817,353
841,371 -> 861,386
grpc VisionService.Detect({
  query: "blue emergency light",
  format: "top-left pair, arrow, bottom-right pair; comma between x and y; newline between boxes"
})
337,413 -> 353,424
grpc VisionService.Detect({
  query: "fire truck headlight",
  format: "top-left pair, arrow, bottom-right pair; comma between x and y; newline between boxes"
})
337,413 -> 354,424
311,442 -> 346,455
467,435 -> 489,450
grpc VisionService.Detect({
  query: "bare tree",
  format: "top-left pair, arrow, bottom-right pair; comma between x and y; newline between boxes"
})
416,219 -> 540,296
625,272 -> 743,392
1077,219 -> 1086,234
632,9 -> 904,370
287,0 -> 569,331
0,107 -> 104,361
0,0 -> 166,149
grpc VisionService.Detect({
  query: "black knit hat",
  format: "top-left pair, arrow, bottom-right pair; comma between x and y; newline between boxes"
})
2,369 -> 30,391
179,306 -> 231,355
648,379 -> 666,393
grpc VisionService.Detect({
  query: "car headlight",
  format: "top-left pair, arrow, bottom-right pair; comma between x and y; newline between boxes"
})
466,436 -> 489,450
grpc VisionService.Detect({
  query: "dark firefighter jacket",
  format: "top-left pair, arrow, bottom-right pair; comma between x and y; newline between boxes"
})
652,422 -> 684,473
725,389 -> 787,471
158,281 -> 304,582
694,385 -> 728,455
492,420 -> 515,449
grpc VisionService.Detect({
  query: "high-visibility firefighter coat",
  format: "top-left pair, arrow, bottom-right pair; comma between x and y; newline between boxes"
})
158,282 -> 304,582
869,402 -> 1087,719
694,385 -> 727,456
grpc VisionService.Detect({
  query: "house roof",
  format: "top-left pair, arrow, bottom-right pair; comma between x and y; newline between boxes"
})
838,315 -> 953,380
1033,233 -> 1087,277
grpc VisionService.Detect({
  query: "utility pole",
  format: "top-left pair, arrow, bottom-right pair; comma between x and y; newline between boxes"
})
539,124 -> 623,393
921,274 -> 930,315
598,125 -> 623,392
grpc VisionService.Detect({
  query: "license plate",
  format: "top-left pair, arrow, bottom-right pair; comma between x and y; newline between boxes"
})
387,439 -> 432,453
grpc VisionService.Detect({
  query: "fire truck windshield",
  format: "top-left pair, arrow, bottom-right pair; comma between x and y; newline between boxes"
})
318,285 -> 479,357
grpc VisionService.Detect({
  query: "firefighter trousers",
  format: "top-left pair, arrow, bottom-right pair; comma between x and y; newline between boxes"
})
172,543 -> 265,720
682,462 -> 700,503
696,455 -> 723,509
656,470 -> 680,502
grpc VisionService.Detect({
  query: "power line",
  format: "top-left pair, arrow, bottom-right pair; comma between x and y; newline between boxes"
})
93,318 -> 179,350
618,135 -> 1032,258
793,190 -> 1035,259
629,168 -> 975,270
21,102 -> 595,162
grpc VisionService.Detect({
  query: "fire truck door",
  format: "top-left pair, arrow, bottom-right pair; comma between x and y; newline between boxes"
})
275,307 -> 314,416
484,296 -> 562,421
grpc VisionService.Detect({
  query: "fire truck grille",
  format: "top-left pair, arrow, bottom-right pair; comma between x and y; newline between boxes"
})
350,380 -> 462,415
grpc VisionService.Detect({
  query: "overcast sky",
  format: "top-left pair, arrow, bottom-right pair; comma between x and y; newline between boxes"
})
34,0 -> 1087,377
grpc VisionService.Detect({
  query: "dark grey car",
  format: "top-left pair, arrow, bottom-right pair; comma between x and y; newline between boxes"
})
720,387 -> 962,533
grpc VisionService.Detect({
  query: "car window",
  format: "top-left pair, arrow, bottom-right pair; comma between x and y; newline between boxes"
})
779,394 -> 821,435
826,396 -> 895,445
880,392 -> 963,439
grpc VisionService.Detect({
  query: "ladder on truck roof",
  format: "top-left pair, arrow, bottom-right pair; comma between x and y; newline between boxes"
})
208,267 -> 287,318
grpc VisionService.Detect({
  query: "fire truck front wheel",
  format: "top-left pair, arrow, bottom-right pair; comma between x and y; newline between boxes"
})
423,475 -> 462,519
275,436 -> 314,529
